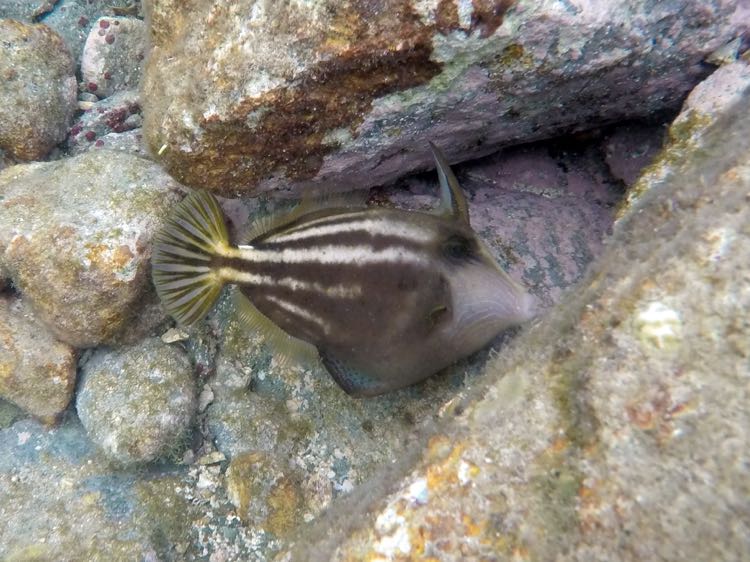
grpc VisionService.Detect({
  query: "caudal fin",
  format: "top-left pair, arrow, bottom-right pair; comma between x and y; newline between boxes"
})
151,191 -> 230,327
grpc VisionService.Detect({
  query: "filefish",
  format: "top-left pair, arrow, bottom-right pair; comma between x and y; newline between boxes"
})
151,143 -> 537,397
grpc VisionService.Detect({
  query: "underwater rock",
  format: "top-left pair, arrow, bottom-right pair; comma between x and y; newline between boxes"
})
0,19 -> 77,161
66,89 -> 142,154
279,67 -> 750,562
85,128 -> 148,158
0,417 -> 200,560
81,16 -> 147,99
603,123 -> 666,187
0,1 -> 139,65
0,0 -> 38,20
141,0 -> 746,196
226,451 -> 305,536
0,150 -> 182,347
77,337 -> 197,465
0,297 -> 76,422
622,57 -> 750,216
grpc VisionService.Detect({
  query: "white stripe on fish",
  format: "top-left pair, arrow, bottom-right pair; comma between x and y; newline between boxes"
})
263,294 -> 332,336
268,216 -> 434,245
234,244 -> 430,266
218,268 -> 363,299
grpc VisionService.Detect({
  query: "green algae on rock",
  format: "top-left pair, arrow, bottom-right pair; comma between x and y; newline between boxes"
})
76,337 -> 197,465
0,297 -> 76,422
620,58 -> 750,218
0,150 -> 183,347
0,19 -> 77,161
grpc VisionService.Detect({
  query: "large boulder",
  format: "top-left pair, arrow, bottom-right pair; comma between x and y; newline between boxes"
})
142,0 -> 746,195
0,150 -> 182,347
279,66 -> 750,561
0,19 -> 77,161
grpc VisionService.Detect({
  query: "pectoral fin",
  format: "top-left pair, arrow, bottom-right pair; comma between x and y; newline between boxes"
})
319,350 -> 387,398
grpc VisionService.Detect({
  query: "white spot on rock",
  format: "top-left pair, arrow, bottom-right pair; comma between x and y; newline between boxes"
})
406,478 -> 429,505
636,301 -> 682,349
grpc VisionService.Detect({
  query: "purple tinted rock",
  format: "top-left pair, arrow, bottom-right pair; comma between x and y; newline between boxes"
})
603,123 -> 667,186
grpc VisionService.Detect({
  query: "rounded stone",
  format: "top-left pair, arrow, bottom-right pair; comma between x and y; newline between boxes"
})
0,20 -> 77,160
77,338 -> 196,465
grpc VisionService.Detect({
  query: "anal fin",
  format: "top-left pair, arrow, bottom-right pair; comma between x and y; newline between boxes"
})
319,349 -> 387,398
232,288 -> 318,369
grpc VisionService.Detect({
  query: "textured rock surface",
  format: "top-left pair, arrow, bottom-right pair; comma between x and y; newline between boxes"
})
142,0 -> 746,195
0,417 -> 199,560
0,0 -> 140,64
0,19 -> 77,160
623,57 -> 750,215
67,89 -> 142,154
77,338 -> 196,464
279,71 -> 750,562
81,16 -> 147,98
603,123 -> 666,186
0,297 -> 76,421
0,150 -> 183,347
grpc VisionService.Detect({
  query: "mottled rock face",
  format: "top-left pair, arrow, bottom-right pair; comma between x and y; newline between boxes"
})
0,19 -> 77,160
0,297 -> 76,421
77,338 -> 196,465
142,0 -> 745,195
0,150 -> 183,347
67,90 -> 143,154
81,17 -> 147,98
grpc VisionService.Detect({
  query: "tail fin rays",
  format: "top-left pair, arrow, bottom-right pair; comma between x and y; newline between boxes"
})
152,191 -> 229,327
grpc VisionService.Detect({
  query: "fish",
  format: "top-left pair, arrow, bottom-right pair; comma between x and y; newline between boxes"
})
151,143 -> 538,397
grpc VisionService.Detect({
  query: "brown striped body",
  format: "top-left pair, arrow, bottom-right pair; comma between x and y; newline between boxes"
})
215,206 -> 536,394
151,143 -> 538,397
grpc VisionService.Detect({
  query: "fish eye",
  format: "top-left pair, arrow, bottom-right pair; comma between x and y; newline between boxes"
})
442,234 -> 476,261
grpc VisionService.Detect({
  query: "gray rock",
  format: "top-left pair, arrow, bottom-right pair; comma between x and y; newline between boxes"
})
73,128 -> 149,158
141,0 -> 746,196
0,297 -> 77,422
0,0 -> 38,20
66,89 -> 142,154
81,16 -> 147,98
279,58 -> 750,562
0,19 -> 77,161
0,398 -> 25,429
622,58 -> 750,216
77,338 -> 197,465
1,0 -> 141,65
0,417 -> 199,560
0,150 -> 183,347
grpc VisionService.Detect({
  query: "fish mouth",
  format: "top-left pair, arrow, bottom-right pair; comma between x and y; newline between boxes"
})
446,264 -> 538,353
